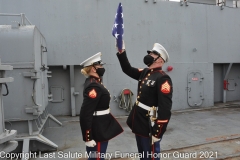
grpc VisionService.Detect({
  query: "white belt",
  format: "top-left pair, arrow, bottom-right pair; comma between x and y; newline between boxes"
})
93,108 -> 110,116
136,101 -> 157,111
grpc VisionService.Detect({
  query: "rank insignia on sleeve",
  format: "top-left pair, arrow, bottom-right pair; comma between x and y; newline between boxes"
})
89,89 -> 97,98
161,81 -> 171,94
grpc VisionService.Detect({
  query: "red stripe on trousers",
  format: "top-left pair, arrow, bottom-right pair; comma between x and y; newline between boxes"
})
152,143 -> 154,160
97,142 -> 101,160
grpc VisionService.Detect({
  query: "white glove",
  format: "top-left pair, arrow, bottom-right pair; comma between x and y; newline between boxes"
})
116,40 -> 125,52
122,40 -> 125,50
152,136 -> 160,145
85,140 -> 96,147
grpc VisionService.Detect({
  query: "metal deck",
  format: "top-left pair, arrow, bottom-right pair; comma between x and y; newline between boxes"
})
30,102 -> 240,160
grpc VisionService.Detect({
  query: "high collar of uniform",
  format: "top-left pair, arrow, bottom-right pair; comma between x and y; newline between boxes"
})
89,75 -> 101,82
149,67 -> 162,72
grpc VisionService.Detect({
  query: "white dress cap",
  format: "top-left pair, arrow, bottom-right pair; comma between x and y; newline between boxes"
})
80,52 -> 105,67
147,43 -> 169,62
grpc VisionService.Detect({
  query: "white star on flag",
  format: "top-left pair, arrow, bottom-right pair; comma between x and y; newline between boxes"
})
114,33 -> 119,39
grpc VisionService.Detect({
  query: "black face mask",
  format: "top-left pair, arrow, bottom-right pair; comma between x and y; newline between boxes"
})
95,67 -> 105,77
143,55 -> 159,67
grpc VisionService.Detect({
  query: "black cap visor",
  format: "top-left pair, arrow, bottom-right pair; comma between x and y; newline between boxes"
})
92,60 -> 105,66
147,50 -> 160,56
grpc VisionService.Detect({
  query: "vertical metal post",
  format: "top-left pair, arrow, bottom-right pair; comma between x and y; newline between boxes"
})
223,89 -> 226,103
28,120 -> 33,135
70,65 -> 76,116
20,13 -> 26,26
22,139 -> 30,160
223,63 -> 233,103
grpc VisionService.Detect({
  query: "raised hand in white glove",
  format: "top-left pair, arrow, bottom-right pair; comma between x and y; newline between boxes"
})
85,140 -> 96,147
116,40 -> 125,53
152,136 -> 161,145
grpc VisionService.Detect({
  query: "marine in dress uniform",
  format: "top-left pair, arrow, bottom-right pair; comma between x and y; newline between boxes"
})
80,52 -> 123,160
116,43 -> 173,160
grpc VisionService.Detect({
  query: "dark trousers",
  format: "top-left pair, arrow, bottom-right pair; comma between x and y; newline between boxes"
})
135,134 -> 161,160
86,141 -> 108,160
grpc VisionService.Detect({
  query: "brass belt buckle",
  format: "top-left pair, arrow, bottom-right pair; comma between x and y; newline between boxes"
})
150,106 -> 157,121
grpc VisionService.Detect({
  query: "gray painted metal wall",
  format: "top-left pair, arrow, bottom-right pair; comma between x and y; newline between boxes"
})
47,66 -> 72,116
1,0 -> 240,116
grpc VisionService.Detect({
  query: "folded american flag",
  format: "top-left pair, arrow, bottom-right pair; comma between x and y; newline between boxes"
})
112,3 -> 124,52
